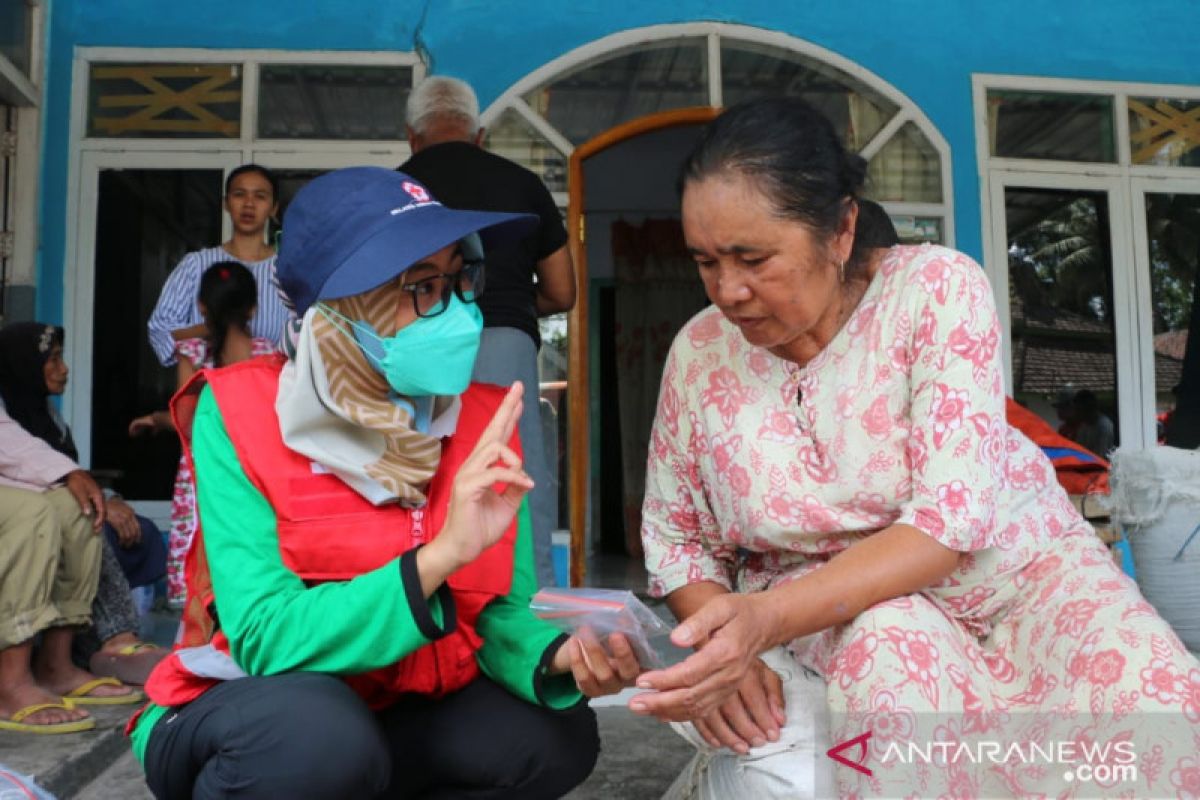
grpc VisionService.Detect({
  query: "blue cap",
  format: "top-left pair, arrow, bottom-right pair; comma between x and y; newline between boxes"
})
276,166 -> 536,314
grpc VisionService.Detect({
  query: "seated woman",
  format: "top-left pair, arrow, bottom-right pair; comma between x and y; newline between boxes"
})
132,167 -> 641,799
632,98 -> 1200,798
0,322 -> 167,688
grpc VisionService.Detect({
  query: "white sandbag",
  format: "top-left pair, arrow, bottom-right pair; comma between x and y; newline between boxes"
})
660,647 -> 833,800
1107,446 -> 1200,651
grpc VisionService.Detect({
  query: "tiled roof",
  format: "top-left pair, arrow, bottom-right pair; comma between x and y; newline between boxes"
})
1010,294 -> 1185,395
1013,340 -> 1182,394
1154,329 -> 1190,361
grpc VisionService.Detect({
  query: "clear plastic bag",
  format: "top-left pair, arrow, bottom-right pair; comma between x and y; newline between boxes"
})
530,587 -> 670,669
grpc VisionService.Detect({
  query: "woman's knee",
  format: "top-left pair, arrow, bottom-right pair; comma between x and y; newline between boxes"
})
254,675 -> 391,794
1,490 -> 58,544
519,703 -> 600,795
150,674 -> 391,800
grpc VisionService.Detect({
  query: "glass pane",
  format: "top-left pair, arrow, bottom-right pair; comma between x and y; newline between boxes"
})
1006,188 -> 1120,455
721,41 -> 899,151
889,214 -> 943,245
92,169 -> 225,499
0,0 -> 32,77
484,108 -> 567,193
258,65 -> 411,140
987,90 -> 1115,162
265,168 -> 331,249
866,122 -> 942,203
538,313 -> 569,534
1129,97 -> 1200,167
1144,192 -> 1200,446
525,39 -> 707,145
88,63 -> 242,138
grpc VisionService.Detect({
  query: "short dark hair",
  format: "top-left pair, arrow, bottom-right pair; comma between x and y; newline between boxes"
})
225,163 -> 278,201
1073,389 -> 1099,410
681,97 -> 870,275
855,199 -> 899,249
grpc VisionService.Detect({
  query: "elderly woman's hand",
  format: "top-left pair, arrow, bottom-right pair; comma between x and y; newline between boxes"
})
629,592 -> 779,722
429,382 -> 534,574
106,497 -> 142,547
550,629 -> 642,698
691,658 -> 786,754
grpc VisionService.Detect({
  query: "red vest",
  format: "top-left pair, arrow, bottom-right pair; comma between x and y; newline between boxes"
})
143,355 -> 517,711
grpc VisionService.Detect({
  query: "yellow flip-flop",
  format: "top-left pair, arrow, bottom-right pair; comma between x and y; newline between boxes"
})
62,676 -> 143,706
0,701 -> 96,734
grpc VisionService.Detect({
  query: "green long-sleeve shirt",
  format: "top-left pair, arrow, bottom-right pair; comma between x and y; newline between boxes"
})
131,387 -> 580,765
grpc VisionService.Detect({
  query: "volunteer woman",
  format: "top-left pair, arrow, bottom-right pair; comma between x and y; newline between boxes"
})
133,167 -> 639,800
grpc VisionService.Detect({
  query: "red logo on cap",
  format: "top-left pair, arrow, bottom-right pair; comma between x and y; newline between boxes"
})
402,181 -> 430,203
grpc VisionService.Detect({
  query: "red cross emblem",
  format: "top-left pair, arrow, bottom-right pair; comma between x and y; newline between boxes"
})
402,181 -> 430,203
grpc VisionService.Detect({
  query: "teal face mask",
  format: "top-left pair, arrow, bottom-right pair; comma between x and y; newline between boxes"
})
318,295 -> 483,397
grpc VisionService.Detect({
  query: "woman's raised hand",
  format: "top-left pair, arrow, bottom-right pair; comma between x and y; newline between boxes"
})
423,381 -> 534,584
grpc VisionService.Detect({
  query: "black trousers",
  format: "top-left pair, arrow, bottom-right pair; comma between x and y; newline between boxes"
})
143,672 -> 599,800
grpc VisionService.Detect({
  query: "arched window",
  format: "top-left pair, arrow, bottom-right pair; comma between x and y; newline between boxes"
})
483,23 -> 953,244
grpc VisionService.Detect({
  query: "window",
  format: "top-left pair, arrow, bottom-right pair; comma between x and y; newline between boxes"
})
721,40 -> 897,151
484,108 -> 567,192
986,90 -> 1116,162
487,26 -> 952,246
0,0 -> 32,78
1128,96 -> 1200,168
524,40 -> 708,146
977,76 -> 1200,450
257,65 -> 412,140
88,63 -> 242,139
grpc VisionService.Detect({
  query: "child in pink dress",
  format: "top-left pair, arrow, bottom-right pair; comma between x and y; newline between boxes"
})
130,262 -> 275,608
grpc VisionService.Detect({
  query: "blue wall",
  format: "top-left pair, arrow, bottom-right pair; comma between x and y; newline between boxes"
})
36,0 -> 1200,322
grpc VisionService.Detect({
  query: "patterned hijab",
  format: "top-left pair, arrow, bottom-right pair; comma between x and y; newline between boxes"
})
276,279 -> 445,507
0,322 -> 78,460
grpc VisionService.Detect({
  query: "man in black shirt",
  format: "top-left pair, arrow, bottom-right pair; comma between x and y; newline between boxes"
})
400,76 -> 576,587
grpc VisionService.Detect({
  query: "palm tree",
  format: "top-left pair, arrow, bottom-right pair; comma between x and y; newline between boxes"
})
1022,196 -> 1110,320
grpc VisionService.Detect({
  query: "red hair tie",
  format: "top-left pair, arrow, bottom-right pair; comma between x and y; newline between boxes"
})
219,267 -> 230,279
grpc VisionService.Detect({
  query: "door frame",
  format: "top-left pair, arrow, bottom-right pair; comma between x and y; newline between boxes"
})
68,150 -> 242,467
1129,176 -> 1200,447
250,149 -> 408,172
564,105 -> 719,586
985,170 -> 1142,447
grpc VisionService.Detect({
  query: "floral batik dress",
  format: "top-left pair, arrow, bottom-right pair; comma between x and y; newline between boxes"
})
642,244 -> 1200,798
167,336 -> 276,608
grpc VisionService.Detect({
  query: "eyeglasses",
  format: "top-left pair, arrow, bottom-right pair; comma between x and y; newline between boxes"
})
399,259 -> 486,318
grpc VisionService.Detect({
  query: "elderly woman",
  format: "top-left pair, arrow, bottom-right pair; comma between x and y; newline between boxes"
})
0,323 -> 167,689
633,98 -> 1199,798
132,167 -> 639,800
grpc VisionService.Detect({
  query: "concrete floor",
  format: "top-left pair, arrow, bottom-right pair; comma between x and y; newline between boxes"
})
2,553 -> 697,799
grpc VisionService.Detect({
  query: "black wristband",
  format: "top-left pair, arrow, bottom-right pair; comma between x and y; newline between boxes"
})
399,547 -> 457,640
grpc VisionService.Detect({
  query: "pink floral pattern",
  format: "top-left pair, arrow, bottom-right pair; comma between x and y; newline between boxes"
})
641,245 -> 1200,797
167,336 -> 275,607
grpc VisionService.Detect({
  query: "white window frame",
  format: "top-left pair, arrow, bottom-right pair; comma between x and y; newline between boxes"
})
62,47 -> 421,452
1129,176 -> 1200,447
482,22 -> 954,245
974,73 -> 1200,451
984,171 -> 1140,443
67,149 -> 241,468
